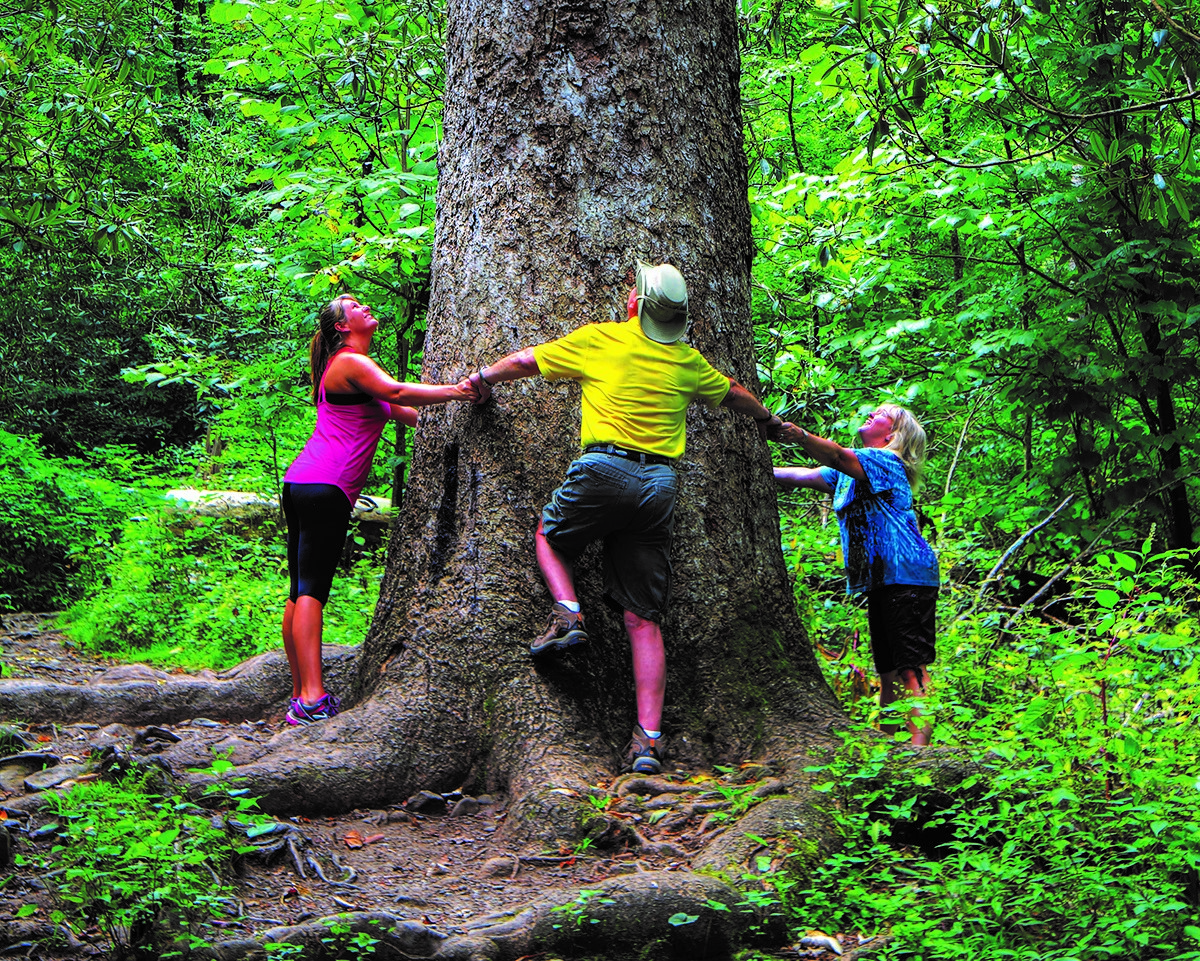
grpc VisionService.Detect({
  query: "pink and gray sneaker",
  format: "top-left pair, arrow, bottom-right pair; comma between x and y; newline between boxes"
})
286,693 -> 342,726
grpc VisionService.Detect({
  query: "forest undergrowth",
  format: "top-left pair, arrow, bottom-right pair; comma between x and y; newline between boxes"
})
0,427 -> 380,672
765,509 -> 1200,961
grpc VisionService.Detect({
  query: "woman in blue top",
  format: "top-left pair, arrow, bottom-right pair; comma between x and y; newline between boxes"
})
775,405 -> 938,745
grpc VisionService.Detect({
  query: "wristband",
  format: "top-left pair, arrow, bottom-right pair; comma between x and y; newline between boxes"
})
754,412 -> 775,423
478,369 -> 494,386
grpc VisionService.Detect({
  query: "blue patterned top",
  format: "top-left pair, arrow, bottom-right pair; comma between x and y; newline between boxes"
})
820,448 -> 939,594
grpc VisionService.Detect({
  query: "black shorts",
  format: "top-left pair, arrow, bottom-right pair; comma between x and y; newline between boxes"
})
282,482 -> 352,606
541,452 -> 678,623
866,584 -> 938,675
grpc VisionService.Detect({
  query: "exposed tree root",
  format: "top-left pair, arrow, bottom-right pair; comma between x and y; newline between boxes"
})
465,871 -> 750,960
615,775 -> 698,798
626,825 -> 688,858
140,872 -> 753,961
0,647 -> 359,726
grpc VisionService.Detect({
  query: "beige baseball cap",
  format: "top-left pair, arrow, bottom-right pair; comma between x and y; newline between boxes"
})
635,261 -> 689,343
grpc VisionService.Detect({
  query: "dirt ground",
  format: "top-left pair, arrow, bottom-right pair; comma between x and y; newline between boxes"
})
0,615 -> 871,960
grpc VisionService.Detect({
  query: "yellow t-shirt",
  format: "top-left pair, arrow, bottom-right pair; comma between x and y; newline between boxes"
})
533,320 -> 731,460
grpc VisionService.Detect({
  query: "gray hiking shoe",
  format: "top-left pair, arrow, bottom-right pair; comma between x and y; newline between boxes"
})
529,603 -> 588,656
623,724 -> 663,774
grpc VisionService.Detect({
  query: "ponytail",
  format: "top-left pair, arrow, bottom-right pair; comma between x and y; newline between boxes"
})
308,295 -> 354,403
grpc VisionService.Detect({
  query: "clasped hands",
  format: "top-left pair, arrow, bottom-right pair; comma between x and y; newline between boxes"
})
456,371 -> 492,404
774,421 -> 807,444
757,419 -> 809,445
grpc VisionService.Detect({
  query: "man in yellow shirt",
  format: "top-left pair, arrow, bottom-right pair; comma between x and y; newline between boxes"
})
465,262 -> 782,773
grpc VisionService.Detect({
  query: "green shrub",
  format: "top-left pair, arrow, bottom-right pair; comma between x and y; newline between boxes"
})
790,545 -> 1200,961
0,430 -> 139,613
61,507 -> 382,670
16,771 -> 246,959
779,500 -> 878,716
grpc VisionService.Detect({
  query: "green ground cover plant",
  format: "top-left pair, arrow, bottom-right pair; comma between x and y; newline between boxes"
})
0,431 -> 146,614
781,543 -> 1200,960
15,768 -> 254,959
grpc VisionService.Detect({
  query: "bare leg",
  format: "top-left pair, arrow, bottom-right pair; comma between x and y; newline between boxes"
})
292,595 -> 328,705
879,665 -> 932,745
625,610 -> 665,734
535,518 -> 577,603
282,599 -> 301,699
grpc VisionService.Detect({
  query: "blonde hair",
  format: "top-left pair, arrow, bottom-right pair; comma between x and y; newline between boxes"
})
308,295 -> 354,403
877,403 -> 927,490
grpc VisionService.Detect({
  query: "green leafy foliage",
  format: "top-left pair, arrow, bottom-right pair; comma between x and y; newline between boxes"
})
318,915 -> 387,960
749,0 -> 1200,554
0,0 -> 276,454
550,888 -> 617,928
0,430 -> 141,612
60,507 -> 382,669
14,771 -> 245,959
788,546 -> 1200,960
204,0 -> 442,297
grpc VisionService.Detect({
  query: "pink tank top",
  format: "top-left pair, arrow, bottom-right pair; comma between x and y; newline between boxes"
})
284,350 -> 390,506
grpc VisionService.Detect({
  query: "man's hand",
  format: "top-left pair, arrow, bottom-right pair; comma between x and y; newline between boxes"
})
756,414 -> 784,441
466,371 -> 493,404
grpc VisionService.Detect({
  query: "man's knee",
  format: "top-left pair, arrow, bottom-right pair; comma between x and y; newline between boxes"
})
624,610 -> 664,650
623,609 -> 656,631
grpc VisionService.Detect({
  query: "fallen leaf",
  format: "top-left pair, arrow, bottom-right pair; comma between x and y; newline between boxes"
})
343,829 -> 365,849
36,735 -> 52,743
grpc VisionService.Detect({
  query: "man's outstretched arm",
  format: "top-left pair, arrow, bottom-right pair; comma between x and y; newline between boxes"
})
460,348 -> 540,403
720,379 -> 783,438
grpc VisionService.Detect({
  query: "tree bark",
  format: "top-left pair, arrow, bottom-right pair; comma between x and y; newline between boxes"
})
200,0 -> 842,855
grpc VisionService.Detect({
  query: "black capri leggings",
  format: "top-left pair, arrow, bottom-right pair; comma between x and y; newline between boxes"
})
282,482 -> 352,605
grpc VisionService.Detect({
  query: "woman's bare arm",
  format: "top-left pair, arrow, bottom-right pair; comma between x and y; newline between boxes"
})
774,466 -> 835,493
328,354 -> 476,406
777,422 -> 867,483
389,405 -> 420,427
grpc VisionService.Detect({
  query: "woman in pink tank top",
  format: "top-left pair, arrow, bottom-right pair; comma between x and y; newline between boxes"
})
281,294 -> 479,726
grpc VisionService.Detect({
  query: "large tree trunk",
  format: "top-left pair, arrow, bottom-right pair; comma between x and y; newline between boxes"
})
187,0 -> 841,858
